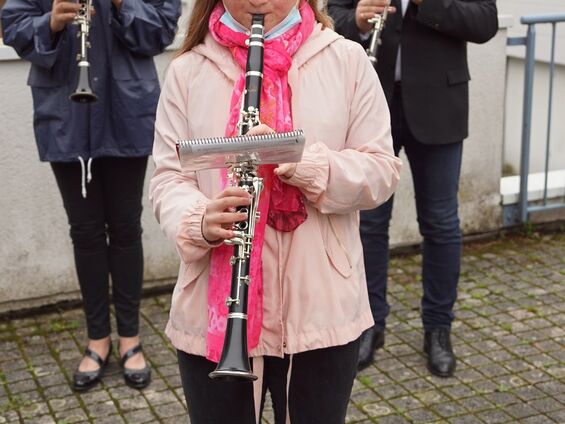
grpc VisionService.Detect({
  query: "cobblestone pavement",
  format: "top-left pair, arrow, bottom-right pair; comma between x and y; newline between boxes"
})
1,230 -> 564,423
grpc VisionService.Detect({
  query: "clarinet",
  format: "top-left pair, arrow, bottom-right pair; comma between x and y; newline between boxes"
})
366,1 -> 390,69
208,14 -> 265,382
69,0 -> 97,103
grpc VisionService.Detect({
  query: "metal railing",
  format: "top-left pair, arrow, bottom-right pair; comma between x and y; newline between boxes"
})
507,13 -> 565,224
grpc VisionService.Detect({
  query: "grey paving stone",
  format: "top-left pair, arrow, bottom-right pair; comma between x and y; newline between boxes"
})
161,415 -> 190,424
77,389 -> 111,405
153,401 -> 187,419
536,380 -> 565,396
91,414 -> 126,424
405,408 -> 441,423
143,388 -> 180,406
361,401 -> 394,418
0,410 -> 19,423
22,414 -> 55,424
19,401 -> 49,419
459,396 -> 495,412
448,416 -> 484,424
53,408 -> 90,423
431,402 -> 467,419
483,391 -> 520,407
547,409 -> 565,423
519,415 -> 558,424
374,384 -> 408,401
388,395 -> 423,411
345,405 -> 370,423
116,395 -> 148,412
48,396 -> 80,413
123,408 -> 157,423
505,402 -> 539,420
350,388 -> 378,405
86,401 -> 119,419
529,396 -> 564,413
2,232 -> 565,423
375,415 -> 412,424
476,408 -> 512,423
445,384 -> 477,399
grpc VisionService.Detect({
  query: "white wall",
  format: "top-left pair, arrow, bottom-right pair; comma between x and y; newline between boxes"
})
497,0 -> 565,175
0,11 -> 510,312
0,52 -> 181,313
504,59 -> 565,174
389,22 -> 509,245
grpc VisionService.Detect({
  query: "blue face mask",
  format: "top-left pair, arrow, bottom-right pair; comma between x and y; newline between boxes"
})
221,5 -> 302,40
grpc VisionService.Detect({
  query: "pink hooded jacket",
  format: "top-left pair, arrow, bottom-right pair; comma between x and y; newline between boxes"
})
149,23 -> 402,358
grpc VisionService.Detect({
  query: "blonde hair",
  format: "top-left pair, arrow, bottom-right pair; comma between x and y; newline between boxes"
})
177,0 -> 333,56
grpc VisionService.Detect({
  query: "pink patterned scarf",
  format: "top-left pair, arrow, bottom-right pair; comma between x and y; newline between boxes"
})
205,1 -> 315,362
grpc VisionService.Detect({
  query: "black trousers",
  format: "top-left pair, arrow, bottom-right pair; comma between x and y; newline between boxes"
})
177,338 -> 360,424
51,157 -> 147,339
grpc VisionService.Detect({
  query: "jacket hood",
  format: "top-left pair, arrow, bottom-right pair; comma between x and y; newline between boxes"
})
192,23 -> 342,83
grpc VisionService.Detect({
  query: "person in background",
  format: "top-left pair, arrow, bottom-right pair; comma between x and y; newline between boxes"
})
149,0 -> 402,421
328,0 -> 498,376
1,0 -> 181,391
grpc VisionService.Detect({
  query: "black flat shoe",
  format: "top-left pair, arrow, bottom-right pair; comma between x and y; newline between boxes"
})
120,344 -> 151,389
72,344 -> 111,392
357,326 -> 385,371
424,328 -> 456,378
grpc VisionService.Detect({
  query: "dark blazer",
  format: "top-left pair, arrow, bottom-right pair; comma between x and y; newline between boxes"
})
328,0 -> 498,145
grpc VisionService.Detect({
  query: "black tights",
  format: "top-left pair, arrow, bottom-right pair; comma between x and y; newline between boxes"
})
177,338 -> 360,424
51,157 -> 147,339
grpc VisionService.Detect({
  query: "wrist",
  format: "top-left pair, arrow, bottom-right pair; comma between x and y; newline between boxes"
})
201,217 -> 221,245
49,18 -> 63,34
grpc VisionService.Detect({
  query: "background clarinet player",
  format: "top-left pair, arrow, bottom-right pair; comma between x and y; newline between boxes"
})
150,0 -> 401,422
1,0 -> 180,391
328,0 -> 498,375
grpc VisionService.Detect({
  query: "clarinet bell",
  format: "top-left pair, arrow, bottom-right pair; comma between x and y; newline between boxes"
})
208,313 -> 257,381
70,66 -> 98,104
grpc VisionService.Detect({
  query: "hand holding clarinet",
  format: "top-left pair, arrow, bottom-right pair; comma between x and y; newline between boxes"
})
49,0 -> 124,33
201,123 -> 296,245
354,0 -> 395,34
50,0 -> 83,33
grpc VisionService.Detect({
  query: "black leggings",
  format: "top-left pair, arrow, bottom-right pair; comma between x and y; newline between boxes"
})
51,157 -> 147,339
177,338 -> 360,424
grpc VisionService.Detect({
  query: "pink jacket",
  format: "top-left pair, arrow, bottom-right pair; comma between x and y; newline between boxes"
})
149,24 -> 402,358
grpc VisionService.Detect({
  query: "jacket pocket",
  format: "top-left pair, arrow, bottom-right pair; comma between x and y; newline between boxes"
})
447,68 -> 471,86
179,259 -> 208,290
28,62 -> 69,88
320,214 -> 353,278
111,77 -> 159,118
110,45 -> 158,80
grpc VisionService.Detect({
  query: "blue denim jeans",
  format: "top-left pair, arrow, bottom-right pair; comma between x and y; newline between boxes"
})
360,84 -> 463,330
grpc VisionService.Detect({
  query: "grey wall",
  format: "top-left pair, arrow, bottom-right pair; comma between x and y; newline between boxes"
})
389,24 -> 509,245
0,51 -> 179,313
497,0 -> 565,174
0,21 -> 510,313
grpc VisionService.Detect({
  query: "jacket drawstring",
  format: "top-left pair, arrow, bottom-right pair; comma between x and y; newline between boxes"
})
78,156 -> 93,198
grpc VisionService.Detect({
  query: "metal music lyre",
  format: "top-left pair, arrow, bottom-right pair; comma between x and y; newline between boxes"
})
176,130 -> 305,172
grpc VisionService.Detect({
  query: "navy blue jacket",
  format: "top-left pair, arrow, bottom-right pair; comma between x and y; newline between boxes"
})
1,0 -> 181,161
